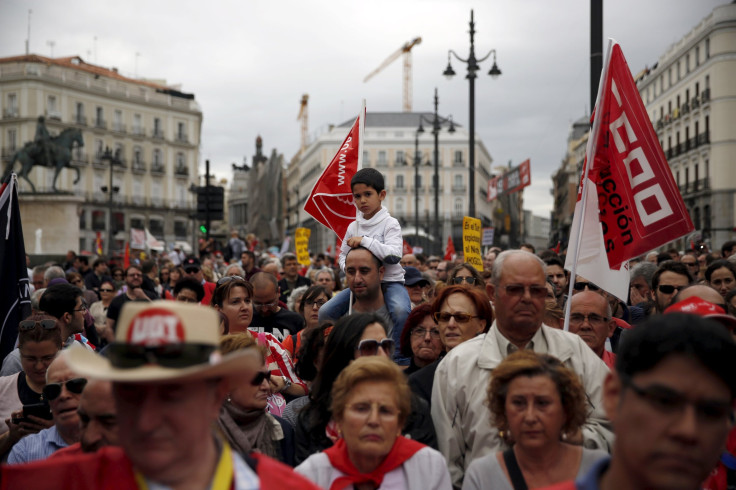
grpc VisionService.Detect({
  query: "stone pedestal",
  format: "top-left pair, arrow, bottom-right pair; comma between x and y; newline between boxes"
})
18,193 -> 84,256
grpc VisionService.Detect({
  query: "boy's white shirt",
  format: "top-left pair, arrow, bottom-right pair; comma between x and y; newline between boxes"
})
338,205 -> 405,283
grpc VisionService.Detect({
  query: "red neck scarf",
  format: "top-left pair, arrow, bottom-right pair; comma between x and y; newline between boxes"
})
324,436 -> 425,490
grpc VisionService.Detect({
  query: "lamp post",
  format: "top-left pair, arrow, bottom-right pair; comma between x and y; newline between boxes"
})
443,9 -> 501,218
99,146 -> 121,257
417,88 -> 455,255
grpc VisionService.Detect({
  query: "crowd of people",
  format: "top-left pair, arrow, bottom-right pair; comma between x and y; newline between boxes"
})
2,168 -> 736,489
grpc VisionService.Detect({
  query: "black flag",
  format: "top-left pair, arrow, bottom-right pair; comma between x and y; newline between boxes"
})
0,174 -> 31,362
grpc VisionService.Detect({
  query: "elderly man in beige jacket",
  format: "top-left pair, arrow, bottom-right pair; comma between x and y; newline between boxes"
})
431,250 -> 613,488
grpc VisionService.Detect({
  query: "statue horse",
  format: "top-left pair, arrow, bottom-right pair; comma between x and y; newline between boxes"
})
2,127 -> 84,193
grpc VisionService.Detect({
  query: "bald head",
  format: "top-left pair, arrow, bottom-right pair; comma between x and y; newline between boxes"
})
250,271 -> 278,291
672,284 -> 728,310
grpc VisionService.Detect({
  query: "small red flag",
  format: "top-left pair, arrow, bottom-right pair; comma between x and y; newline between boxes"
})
303,103 -> 365,240
123,242 -> 130,269
402,240 -> 412,256
444,237 -> 455,261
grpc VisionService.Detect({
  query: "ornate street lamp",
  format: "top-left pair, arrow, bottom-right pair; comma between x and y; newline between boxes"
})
444,9 -> 501,218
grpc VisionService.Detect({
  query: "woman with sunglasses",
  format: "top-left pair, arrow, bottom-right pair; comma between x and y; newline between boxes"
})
399,303 -> 445,375
218,332 -> 295,466
296,357 -> 451,489
447,263 -> 485,290
294,313 -> 436,465
211,277 -> 307,413
282,286 -> 330,358
408,286 -> 493,408
89,280 -> 116,343
0,315 -> 60,457
110,267 -> 125,290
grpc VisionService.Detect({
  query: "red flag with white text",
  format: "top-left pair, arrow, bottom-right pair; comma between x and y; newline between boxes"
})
444,236 -> 455,261
402,240 -> 412,256
565,41 -> 693,302
304,103 -> 365,240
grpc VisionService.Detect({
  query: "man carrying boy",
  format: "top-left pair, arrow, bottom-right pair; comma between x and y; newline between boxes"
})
318,168 -> 411,363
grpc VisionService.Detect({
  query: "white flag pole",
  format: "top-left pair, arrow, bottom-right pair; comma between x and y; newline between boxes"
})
563,39 -> 615,332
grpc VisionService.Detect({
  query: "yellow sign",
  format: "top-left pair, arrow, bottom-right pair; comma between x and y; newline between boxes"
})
295,228 -> 311,266
462,216 -> 483,271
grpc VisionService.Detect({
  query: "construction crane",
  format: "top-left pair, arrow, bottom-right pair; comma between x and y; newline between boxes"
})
364,37 -> 422,112
297,94 -> 309,152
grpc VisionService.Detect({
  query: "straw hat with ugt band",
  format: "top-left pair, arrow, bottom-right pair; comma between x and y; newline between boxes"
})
65,301 -> 261,382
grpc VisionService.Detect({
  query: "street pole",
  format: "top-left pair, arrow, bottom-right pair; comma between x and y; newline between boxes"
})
414,130 -> 420,247
444,9 -> 501,219
205,159 -> 211,242
432,89 -> 441,256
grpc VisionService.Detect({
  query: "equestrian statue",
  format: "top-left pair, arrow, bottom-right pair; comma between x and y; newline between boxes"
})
2,116 -> 84,192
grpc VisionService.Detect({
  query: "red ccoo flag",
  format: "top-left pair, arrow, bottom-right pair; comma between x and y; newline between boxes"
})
303,102 -> 365,240
444,236 -> 456,261
402,240 -> 413,256
565,40 -> 693,304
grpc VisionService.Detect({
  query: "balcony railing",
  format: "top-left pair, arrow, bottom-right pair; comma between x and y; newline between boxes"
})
74,114 -> 87,126
175,133 -> 189,143
697,131 -> 710,145
452,185 -> 467,193
71,153 -> 89,166
453,159 -> 464,168
112,123 -> 126,134
679,178 -> 710,195
131,161 -> 147,174
701,88 -> 711,103
131,126 -> 146,137
94,118 -> 107,129
152,128 -> 164,139
2,109 -> 19,119
150,163 -> 165,175
174,165 -> 189,177
2,147 -> 17,162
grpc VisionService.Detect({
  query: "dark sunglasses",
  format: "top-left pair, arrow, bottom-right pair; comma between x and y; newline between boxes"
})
43,378 -> 88,401
453,276 -> 476,285
19,319 -> 57,331
251,371 -> 272,386
573,281 -> 600,292
657,284 -> 683,295
216,275 -> 246,286
100,288 -> 115,293
356,338 -> 395,357
184,267 -> 200,274
106,342 -> 216,369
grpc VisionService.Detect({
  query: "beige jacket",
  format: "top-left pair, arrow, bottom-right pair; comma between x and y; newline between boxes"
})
431,323 -> 613,488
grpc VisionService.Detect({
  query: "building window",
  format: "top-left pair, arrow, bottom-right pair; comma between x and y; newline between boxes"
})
454,174 -> 463,188
153,118 -> 163,138
705,38 -> 710,59
416,174 -> 422,188
695,46 -> 700,66
113,110 -> 124,132
79,210 -> 87,230
133,113 -> 142,135
377,151 -> 387,165
396,198 -> 405,216
704,204 -> 711,230
396,150 -> 405,165
5,93 -> 17,116
396,175 -> 404,189
454,198 -> 463,217
94,139 -> 104,158
91,210 -> 106,231
130,217 -> 144,230
685,54 -> 690,73
153,149 -> 162,165
693,207 -> 701,230
96,107 -> 104,127
177,122 -> 186,141
112,212 -> 125,234
676,61 -> 680,81
363,150 -> 369,164
149,218 -> 164,237
454,150 -> 463,164
176,152 -> 185,168
133,146 -> 143,164
7,129 -> 17,151
174,221 -> 187,239
114,143 -> 124,162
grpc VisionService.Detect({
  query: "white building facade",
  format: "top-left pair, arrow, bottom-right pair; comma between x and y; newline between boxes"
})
285,112 -> 495,256
0,54 -> 202,254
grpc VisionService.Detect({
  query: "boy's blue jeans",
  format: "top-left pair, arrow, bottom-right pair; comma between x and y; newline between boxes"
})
318,281 -> 411,365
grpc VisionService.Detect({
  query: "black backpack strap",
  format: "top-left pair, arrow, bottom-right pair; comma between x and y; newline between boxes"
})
502,448 -> 529,490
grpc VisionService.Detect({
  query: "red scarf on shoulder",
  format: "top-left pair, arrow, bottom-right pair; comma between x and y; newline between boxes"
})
324,436 -> 425,490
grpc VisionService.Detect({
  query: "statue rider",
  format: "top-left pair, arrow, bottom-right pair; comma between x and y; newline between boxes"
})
34,116 -> 52,167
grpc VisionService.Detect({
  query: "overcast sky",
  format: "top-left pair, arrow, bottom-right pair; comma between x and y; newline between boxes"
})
0,0 -> 725,216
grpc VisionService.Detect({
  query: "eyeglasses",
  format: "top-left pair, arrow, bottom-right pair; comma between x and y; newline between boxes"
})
411,327 -> 441,339
569,313 -> 609,327
356,338 -> 395,357
253,300 -> 279,310
657,284 -> 684,295
573,282 -> 601,292
184,267 -> 200,274
453,276 -> 477,285
216,275 -> 245,286
434,312 -> 480,324
42,378 -> 88,401
502,284 -> 549,299
73,304 -> 88,313
682,262 -> 698,268
106,343 -> 217,369
127,272 -> 143,278
622,376 -> 732,423
250,370 -> 273,386
304,299 -> 327,309
100,288 -> 115,293
345,401 -> 399,420
19,319 -> 57,331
